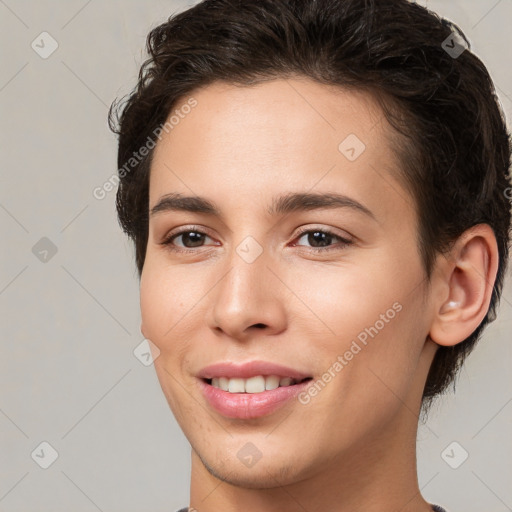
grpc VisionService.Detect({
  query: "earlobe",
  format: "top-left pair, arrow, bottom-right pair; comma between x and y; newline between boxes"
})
429,224 -> 499,348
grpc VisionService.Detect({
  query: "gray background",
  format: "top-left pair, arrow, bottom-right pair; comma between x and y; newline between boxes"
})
1,1 -> 511,511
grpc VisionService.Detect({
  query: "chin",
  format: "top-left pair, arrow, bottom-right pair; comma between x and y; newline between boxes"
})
192,436 -> 307,484
201,453 -> 302,489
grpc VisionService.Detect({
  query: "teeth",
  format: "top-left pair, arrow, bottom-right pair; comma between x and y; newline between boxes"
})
279,377 -> 293,386
209,375 -> 301,393
265,375 -> 280,390
228,378 -> 245,393
245,375 -> 265,393
218,377 -> 229,391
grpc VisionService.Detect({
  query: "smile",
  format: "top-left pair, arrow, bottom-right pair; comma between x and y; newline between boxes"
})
205,375 -> 311,393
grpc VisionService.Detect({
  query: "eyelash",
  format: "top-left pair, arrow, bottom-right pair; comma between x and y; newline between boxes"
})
160,225 -> 353,254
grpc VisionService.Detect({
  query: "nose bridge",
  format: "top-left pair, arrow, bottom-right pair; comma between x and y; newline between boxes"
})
219,234 -> 271,309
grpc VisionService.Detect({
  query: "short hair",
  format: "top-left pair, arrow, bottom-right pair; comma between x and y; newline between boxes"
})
109,0 -> 512,405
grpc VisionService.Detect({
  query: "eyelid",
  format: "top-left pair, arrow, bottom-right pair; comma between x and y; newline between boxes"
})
293,225 -> 352,242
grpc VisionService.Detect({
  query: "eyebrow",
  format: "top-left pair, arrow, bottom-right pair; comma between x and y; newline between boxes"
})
150,191 -> 376,220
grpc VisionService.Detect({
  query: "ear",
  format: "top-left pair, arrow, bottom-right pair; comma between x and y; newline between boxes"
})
429,224 -> 499,347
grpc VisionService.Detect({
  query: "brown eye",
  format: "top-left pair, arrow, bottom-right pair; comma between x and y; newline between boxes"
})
171,231 -> 209,248
294,228 -> 352,252
160,226 -> 218,253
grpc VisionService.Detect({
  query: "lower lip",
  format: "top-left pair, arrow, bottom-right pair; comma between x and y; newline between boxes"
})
198,379 -> 312,419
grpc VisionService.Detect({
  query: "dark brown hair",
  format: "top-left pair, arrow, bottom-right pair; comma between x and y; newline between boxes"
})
109,0 -> 512,405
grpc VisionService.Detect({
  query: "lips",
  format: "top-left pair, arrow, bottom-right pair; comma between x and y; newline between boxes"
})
196,360 -> 314,419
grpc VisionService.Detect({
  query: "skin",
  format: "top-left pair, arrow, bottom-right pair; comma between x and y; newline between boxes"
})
140,77 -> 498,512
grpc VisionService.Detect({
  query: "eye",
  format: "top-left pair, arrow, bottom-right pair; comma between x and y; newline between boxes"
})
160,226 -> 353,254
292,227 -> 352,252
160,226 -> 217,252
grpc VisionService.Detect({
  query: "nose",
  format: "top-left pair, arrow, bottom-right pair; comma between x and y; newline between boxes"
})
207,247 -> 287,341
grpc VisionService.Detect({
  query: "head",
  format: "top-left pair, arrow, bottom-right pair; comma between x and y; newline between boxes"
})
110,0 -> 511,488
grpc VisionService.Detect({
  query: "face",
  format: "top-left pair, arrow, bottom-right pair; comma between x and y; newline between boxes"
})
140,78 -> 437,487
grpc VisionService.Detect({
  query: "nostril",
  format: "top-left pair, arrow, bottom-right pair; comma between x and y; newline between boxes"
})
253,323 -> 266,329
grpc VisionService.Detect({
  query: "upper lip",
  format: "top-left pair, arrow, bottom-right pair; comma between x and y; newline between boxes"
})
197,360 -> 312,380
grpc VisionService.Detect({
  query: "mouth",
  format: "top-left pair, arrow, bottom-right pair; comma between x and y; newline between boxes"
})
196,360 -> 314,418
202,375 -> 313,394
198,375 -> 314,419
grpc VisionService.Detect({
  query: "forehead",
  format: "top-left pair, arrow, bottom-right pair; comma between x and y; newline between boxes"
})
155,77 -> 388,156
149,78 -> 410,223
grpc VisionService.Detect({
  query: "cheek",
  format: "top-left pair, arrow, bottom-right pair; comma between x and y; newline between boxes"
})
290,250 -> 426,379
140,261 -> 201,421
140,269 -> 168,342
286,255 -> 403,340
139,260 -> 193,345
